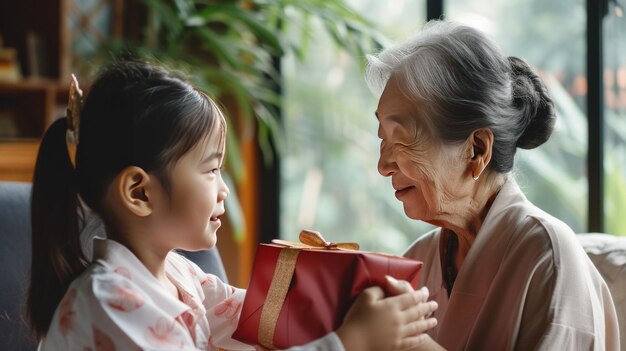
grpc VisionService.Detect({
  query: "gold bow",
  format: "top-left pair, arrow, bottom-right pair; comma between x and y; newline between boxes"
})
258,230 -> 359,348
271,229 -> 360,250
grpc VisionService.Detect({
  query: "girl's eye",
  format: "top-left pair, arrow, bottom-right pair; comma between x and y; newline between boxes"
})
208,167 -> 221,175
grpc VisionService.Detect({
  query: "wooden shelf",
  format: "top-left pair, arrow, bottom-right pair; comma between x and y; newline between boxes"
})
0,140 -> 39,182
0,79 -> 60,138
0,78 -> 59,92
0,0 -> 67,158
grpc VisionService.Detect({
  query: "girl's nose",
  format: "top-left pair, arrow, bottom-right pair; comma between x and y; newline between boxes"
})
218,190 -> 228,202
218,180 -> 229,202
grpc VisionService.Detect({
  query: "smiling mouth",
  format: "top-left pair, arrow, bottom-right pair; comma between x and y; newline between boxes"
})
395,186 -> 414,198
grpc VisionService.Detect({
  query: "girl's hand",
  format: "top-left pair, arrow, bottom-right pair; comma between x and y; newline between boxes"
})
336,279 -> 438,351
384,275 -> 419,296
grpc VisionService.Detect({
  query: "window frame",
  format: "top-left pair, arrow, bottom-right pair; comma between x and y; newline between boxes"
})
268,0 -> 611,242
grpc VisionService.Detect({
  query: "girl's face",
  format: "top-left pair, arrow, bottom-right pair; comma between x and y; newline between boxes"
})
152,127 -> 229,251
376,77 -> 468,222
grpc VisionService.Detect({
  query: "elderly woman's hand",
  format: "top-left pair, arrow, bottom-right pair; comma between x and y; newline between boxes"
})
384,277 -> 445,351
336,277 -> 438,351
385,276 -> 437,319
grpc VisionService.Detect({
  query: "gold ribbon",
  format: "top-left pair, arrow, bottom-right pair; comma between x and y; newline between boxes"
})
272,230 -> 360,251
257,230 -> 358,348
258,248 -> 300,349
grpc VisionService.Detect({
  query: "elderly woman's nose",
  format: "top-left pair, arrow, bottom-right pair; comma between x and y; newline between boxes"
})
378,144 -> 396,177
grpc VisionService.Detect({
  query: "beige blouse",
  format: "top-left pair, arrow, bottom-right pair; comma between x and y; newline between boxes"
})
404,179 -> 620,350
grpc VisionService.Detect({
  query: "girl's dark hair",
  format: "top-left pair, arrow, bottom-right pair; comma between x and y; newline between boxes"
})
27,60 -> 226,339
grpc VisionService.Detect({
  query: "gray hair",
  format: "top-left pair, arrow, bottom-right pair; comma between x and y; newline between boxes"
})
366,20 -> 555,173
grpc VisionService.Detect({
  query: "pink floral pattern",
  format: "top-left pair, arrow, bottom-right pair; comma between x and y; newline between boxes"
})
58,289 -> 77,336
39,239 -> 253,350
175,310 -> 197,343
106,285 -> 145,312
92,326 -> 116,351
145,317 -> 185,349
113,267 -> 131,280
200,275 -> 215,288
214,297 -> 242,326
179,289 -> 199,310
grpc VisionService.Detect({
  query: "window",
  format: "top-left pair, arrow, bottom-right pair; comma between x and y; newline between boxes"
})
604,1 -> 626,235
280,0 -> 626,245
280,0 -> 429,254
446,0 -> 588,232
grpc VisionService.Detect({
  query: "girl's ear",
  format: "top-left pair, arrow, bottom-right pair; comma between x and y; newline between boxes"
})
467,128 -> 494,181
116,166 -> 153,217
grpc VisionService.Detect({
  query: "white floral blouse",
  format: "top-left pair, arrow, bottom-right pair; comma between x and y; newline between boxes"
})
39,238 -> 343,351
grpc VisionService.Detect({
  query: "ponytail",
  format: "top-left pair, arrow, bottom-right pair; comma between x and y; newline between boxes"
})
27,117 -> 87,339
26,60 -> 226,338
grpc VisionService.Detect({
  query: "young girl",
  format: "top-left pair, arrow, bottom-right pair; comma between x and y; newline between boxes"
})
27,60 -> 437,351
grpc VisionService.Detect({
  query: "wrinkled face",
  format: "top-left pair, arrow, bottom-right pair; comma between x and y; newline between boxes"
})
376,77 -> 467,222
153,128 -> 229,251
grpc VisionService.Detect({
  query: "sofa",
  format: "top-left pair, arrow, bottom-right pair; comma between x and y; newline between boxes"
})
578,233 -> 626,343
1,181 -> 625,349
0,181 -> 228,350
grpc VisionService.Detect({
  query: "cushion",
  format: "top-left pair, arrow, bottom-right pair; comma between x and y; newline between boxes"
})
0,182 -> 37,349
578,233 -> 626,344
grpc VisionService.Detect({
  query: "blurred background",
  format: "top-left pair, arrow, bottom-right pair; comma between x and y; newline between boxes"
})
0,0 -> 624,286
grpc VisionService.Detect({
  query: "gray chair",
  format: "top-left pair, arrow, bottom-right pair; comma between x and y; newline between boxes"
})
0,181 -> 228,350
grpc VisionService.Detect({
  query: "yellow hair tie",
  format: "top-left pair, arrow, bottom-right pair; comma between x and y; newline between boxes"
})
66,74 -> 83,146
66,74 -> 83,167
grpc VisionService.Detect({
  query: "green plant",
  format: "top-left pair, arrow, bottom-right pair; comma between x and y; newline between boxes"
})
92,0 -> 383,239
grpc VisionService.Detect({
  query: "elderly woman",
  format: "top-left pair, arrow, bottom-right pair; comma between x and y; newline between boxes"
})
367,21 -> 619,350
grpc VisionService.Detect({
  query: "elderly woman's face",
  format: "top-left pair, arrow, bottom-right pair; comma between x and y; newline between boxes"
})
376,78 -> 468,221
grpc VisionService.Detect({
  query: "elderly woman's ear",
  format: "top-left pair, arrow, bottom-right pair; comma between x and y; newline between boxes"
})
467,128 -> 494,181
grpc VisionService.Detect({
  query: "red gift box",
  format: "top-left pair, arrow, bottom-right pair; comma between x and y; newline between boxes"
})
233,230 -> 423,349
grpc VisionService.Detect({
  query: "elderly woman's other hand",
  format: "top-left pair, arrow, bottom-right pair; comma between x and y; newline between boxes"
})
384,277 -> 445,351
384,276 -> 437,318
336,278 -> 438,351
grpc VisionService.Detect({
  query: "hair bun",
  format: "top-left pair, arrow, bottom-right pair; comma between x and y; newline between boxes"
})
508,56 -> 556,149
